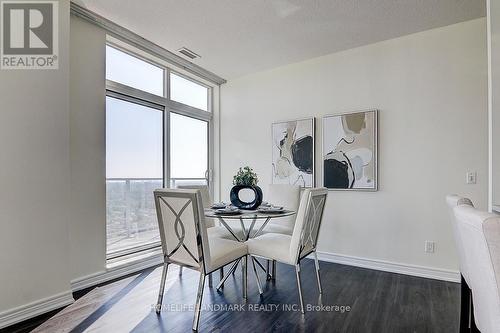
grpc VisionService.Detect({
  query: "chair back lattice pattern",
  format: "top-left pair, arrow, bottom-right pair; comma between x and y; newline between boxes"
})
154,189 -> 210,271
290,188 -> 328,262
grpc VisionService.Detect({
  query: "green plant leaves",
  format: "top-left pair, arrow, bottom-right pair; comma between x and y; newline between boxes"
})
232,166 -> 259,186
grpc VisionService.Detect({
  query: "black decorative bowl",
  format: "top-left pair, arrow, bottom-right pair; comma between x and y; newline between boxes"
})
230,185 -> 263,210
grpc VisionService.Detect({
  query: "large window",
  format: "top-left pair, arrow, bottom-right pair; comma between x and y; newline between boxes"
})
170,72 -> 209,111
106,45 -> 164,96
106,97 -> 163,255
170,113 -> 208,187
106,45 -> 212,258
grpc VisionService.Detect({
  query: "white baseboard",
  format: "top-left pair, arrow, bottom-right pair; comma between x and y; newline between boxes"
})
71,252 -> 163,291
314,251 -> 460,283
0,290 -> 74,329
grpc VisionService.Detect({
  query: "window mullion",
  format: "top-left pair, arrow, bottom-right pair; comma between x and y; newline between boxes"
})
106,89 -> 164,111
166,68 -> 171,100
164,106 -> 171,189
164,68 -> 170,189
167,100 -> 212,122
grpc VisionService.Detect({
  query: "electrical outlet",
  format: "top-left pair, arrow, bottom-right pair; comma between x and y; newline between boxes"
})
425,241 -> 435,253
466,172 -> 477,184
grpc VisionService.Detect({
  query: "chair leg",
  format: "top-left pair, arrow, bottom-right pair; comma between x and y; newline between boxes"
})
266,260 -> 270,280
179,266 -> 183,276
313,252 -> 323,294
295,263 -> 305,314
242,256 -> 248,299
252,256 -> 270,279
459,274 -> 471,333
156,263 -> 169,313
208,274 -> 213,288
217,259 -> 239,290
219,267 -> 224,281
251,257 -> 263,295
192,272 -> 206,331
272,260 -> 277,281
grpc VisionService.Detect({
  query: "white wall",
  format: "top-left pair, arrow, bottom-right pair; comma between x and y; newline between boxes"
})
69,16 -> 107,280
220,18 -> 488,272
0,0 -> 73,315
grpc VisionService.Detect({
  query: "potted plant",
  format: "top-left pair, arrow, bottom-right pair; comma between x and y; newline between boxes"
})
230,166 -> 263,210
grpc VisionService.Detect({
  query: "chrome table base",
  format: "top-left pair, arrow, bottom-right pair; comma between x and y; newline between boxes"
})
213,214 -> 275,297
216,256 -> 275,296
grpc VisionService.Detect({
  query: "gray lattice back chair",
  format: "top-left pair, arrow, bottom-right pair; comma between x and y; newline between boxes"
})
291,187 -> 328,262
291,188 -> 327,312
153,188 -> 248,331
246,187 -> 328,313
176,185 -> 221,281
154,189 -> 209,270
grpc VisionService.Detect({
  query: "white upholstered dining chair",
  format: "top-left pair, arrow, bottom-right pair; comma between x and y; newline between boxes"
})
258,184 -> 301,279
246,187 -> 328,313
263,184 -> 301,235
176,185 -> 214,225
452,200 -> 500,333
176,184 -> 232,283
176,184 -> 230,237
446,194 -> 475,332
154,188 -> 248,331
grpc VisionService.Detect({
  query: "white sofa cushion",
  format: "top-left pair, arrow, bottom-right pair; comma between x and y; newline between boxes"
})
446,194 -> 474,283
454,205 -> 500,333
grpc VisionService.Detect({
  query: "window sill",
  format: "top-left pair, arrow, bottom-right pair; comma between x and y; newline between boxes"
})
106,246 -> 163,271
71,247 -> 164,292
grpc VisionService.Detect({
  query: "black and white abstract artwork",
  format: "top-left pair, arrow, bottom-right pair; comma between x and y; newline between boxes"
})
272,118 -> 314,187
323,110 -> 378,190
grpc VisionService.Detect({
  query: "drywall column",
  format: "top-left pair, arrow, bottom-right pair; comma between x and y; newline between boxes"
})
69,16 -> 107,281
0,0 -> 73,326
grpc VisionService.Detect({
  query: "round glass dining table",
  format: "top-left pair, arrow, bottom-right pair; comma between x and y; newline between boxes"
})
204,209 -> 296,241
204,208 -> 296,296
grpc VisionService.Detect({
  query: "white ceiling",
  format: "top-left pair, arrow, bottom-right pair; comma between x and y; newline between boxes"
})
79,0 -> 485,80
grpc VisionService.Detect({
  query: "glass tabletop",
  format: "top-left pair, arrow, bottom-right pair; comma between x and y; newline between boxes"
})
204,209 -> 295,219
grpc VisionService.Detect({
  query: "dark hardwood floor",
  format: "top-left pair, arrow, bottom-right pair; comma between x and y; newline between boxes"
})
1,260 -> 460,333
